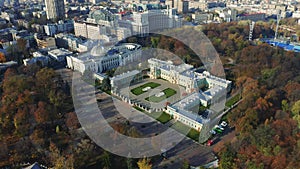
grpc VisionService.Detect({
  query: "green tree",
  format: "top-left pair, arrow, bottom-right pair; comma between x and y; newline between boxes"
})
101,78 -> 111,92
219,145 -> 236,169
181,159 -> 189,169
291,100 -> 300,128
127,158 -> 133,169
281,100 -> 289,112
101,151 -> 111,169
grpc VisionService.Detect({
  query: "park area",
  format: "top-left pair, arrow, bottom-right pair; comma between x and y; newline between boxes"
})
130,82 -> 161,95
145,88 -> 177,103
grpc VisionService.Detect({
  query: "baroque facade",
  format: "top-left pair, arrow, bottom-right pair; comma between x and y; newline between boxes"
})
148,58 -> 231,131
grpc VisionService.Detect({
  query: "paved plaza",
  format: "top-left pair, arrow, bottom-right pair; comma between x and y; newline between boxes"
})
119,78 -> 186,109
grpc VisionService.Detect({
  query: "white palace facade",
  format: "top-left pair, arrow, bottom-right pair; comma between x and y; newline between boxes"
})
66,43 -> 142,74
148,58 -> 232,131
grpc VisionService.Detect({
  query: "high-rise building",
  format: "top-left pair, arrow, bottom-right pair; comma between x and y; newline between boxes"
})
45,0 -> 65,20
166,0 -> 189,13
90,0 -> 101,4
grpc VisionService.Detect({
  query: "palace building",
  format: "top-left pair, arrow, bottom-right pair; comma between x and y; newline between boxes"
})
148,58 -> 231,131
66,43 -> 142,74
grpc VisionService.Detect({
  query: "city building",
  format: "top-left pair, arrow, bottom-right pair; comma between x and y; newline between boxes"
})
74,8 -> 182,39
292,11 -> 300,18
0,61 -> 17,73
66,43 -> 142,74
237,13 -> 266,21
45,0 -> 65,20
90,0 -> 101,4
110,70 -> 142,91
74,21 -> 107,40
44,20 -> 74,36
192,12 -> 214,24
35,35 -> 56,49
23,52 -> 49,66
55,33 -> 87,52
148,58 -> 231,93
48,48 -> 73,62
119,9 -> 182,36
166,0 -> 189,13
87,9 -> 119,27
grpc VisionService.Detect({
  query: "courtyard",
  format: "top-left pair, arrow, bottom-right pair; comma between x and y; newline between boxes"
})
119,78 -> 185,109
130,82 -> 161,95
145,88 -> 177,103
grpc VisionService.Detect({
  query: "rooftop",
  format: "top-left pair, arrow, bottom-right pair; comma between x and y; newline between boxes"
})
48,48 -> 73,56
110,70 -> 140,81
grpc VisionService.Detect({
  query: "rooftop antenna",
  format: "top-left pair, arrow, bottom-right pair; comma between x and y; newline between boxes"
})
249,20 -> 255,41
274,9 -> 281,41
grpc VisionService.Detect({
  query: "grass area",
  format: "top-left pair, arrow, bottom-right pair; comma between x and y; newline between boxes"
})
153,111 -> 172,124
198,105 -> 207,114
171,121 -> 200,142
131,82 -> 161,95
145,88 -> 177,103
225,93 -> 241,107
133,106 -> 172,124
133,106 -> 146,113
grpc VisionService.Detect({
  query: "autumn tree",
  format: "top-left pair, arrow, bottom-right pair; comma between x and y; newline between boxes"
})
34,101 -> 51,124
17,38 -> 29,57
65,112 -> 80,130
137,158 -> 152,169
0,52 -> 6,63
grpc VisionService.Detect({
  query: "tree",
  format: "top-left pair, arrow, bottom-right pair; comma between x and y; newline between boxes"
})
0,52 -> 6,63
34,101 -> 50,124
13,107 -> 30,136
101,78 -> 111,92
36,67 -> 56,95
101,151 -> 111,169
151,37 -> 159,48
65,112 -> 80,130
219,145 -> 237,169
137,158 -> 152,169
297,31 -> 300,41
17,38 -> 28,55
127,158 -> 133,169
30,128 -> 46,149
282,100 -> 289,112
181,159 -> 190,169
291,100 -> 300,128
49,142 -> 74,169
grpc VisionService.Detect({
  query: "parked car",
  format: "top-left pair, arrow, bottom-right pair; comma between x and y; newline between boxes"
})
213,128 -> 223,133
215,125 -> 224,131
221,121 -> 228,127
210,130 -> 216,135
207,139 -> 213,146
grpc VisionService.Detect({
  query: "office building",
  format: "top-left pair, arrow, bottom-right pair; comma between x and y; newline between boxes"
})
45,0 -> 65,20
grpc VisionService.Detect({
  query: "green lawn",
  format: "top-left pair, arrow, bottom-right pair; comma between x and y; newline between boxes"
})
145,88 -> 177,103
131,82 -> 161,95
154,112 -> 172,124
225,93 -> 241,107
171,121 -> 200,141
133,106 -> 172,124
